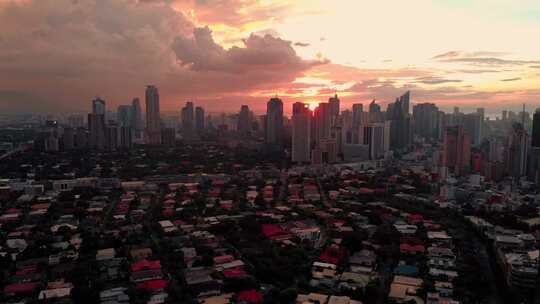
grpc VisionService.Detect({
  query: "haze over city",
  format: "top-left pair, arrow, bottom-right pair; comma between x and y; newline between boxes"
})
1,0 -> 540,115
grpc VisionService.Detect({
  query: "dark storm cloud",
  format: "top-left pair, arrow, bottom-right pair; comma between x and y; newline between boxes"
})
0,0 -> 322,113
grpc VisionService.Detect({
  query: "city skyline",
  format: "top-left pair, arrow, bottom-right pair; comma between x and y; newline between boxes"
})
0,0 -> 539,116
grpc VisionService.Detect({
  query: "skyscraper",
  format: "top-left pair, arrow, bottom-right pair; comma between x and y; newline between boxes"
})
88,112 -> 106,150
238,105 -> 251,136
88,97 -> 106,150
328,94 -> 340,125
529,109 -> 540,182
412,103 -> 439,139
313,102 -> 331,144
195,106 -> 205,133
265,97 -> 284,146
359,122 -> 390,160
532,109 -> 540,148
145,85 -> 161,145
117,105 -> 132,127
131,98 -> 143,139
92,97 -> 106,115
388,92 -> 412,151
292,102 -> 311,163
443,125 -> 471,176
506,122 -> 529,179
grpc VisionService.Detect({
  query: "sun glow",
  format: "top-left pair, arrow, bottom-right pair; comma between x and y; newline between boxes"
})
307,101 -> 319,111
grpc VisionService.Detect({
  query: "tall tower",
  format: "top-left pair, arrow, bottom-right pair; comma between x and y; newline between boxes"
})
238,105 -> 251,136
195,106 -> 205,133
292,102 -> 312,163
92,97 -> 106,115
443,125 -> 471,176
131,97 -> 143,140
88,97 -> 106,150
265,97 -> 284,147
145,85 -> 161,144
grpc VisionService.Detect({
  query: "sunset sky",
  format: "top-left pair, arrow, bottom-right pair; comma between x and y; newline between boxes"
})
1,0 -> 539,115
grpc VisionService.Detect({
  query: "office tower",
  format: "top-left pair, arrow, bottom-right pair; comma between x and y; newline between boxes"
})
412,103 -> 439,139
388,92 -> 412,151
502,110 -> 508,122
181,102 -> 194,130
117,105 -> 132,127
265,97 -> 284,146
328,94 -> 340,124
118,126 -> 132,149
62,127 -> 75,150
105,123 -> 119,151
131,98 -> 143,139
75,128 -> 88,149
506,122 -> 529,179
92,97 -> 106,115
460,113 -> 483,146
399,91 -> 410,114
359,122 -> 390,160
352,104 -> 364,128
292,102 -> 312,163
453,107 -> 460,115
162,128 -> 176,147
443,125 -> 471,176
531,110 -> 540,148
67,114 -> 85,128
238,105 -> 251,136
369,100 -> 380,113
368,100 -> 384,123
145,85 -> 161,145
195,106 -> 205,133
88,97 -> 107,150
313,102 -> 331,144
529,110 -> 540,182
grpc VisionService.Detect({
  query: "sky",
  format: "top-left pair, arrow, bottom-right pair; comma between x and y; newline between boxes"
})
0,0 -> 539,116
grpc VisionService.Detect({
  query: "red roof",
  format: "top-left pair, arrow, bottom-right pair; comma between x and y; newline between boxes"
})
358,187 -> 374,194
16,265 -> 37,276
131,259 -> 161,272
136,279 -> 168,290
261,224 -> 287,238
223,269 -> 247,277
4,282 -> 38,294
400,243 -> 426,253
238,290 -> 263,303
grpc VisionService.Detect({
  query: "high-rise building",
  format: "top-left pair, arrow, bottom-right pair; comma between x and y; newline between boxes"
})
529,110 -> 540,182
368,100 -> 384,123
443,125 -> 471,176
352,104 -> 364,128
328,94 -> 340,124
162,127 -> 176,147
117,105 -> 132,127
131,98 -> 143,140
359,122 -> 390,160
181,102 -> 194,130
88,112 -> 106,150
412,103 -> 439,140
62,127 -> 75,150
292,102 -> 312,163
195,106 -> 205,133
265,97 -> 284,146
388,92 -> 412,151
506,122 -> 529,179
118,126 -> 132,149
463,113 -> 483,146
145,85 -> 161,145
92,97 -> 106,115
238,105 -> 251,136
313,102 -> 332,144
531,109 -> 540,148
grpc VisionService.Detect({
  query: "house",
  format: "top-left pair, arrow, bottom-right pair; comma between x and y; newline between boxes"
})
388,275 -> 424,304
